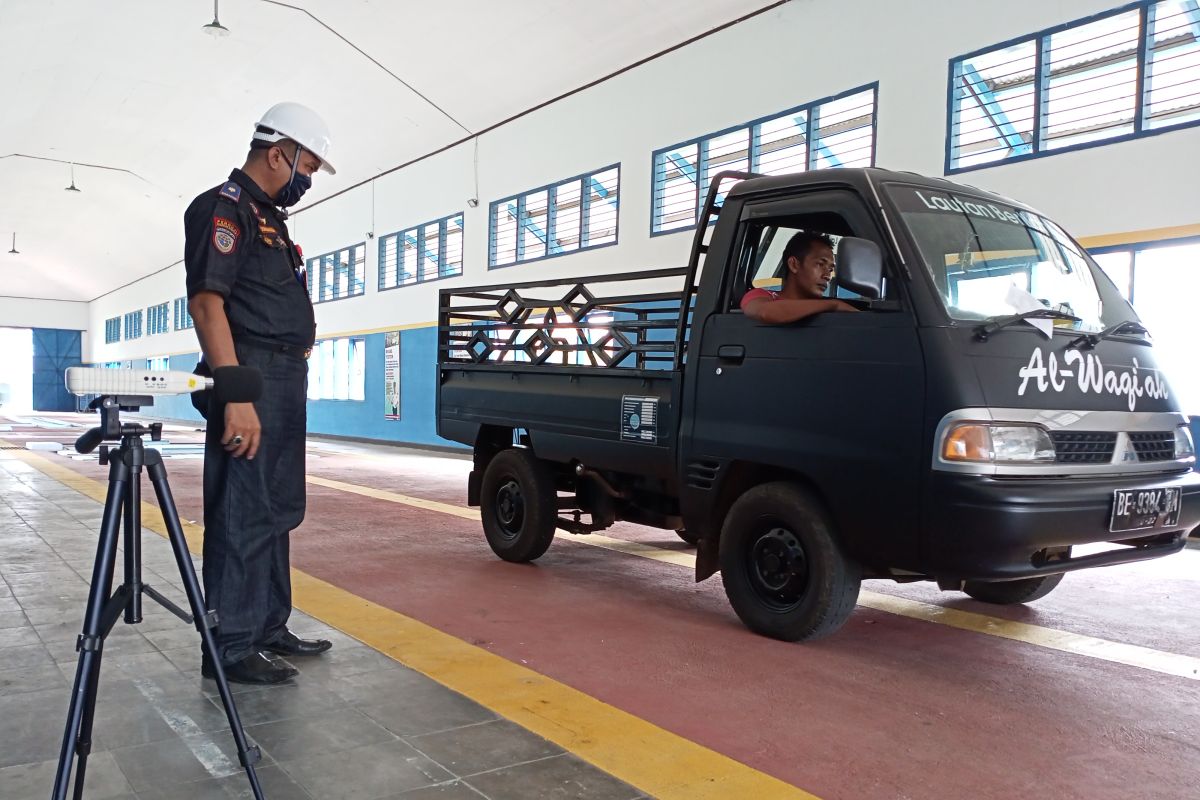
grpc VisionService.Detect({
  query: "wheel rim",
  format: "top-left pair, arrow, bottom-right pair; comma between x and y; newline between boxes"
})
493,478 -> 525,540
747,525 -> 809,611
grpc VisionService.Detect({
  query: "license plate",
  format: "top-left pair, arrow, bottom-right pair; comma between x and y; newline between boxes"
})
1110,486 -> 1182,533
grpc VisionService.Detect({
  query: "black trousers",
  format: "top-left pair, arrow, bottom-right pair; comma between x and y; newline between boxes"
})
202,344 -> 308,663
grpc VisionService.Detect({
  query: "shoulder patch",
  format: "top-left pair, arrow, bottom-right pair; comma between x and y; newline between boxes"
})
213,217 -> 240,255
218,181 -> 242,203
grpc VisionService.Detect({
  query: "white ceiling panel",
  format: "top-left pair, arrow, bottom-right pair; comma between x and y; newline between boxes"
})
0,0 -> 778,302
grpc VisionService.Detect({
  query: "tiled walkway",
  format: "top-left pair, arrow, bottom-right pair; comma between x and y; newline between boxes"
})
0,452 -> 645,800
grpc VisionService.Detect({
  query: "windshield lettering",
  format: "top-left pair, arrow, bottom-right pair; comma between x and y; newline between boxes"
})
913,191 -> 1022,225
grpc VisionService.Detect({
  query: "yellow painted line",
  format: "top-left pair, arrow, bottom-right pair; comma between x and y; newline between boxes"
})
304,473 -> 1200,682
1078,223 -> 1200,249
1,445 -> 811,800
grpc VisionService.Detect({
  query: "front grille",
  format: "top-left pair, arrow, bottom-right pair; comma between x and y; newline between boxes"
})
1049,431 -> 1116,464
1129,431 -> 1176,462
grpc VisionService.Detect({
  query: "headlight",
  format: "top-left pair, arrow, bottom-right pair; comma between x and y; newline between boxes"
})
1174,425 -> 1195,460
941,423 -> 1056,464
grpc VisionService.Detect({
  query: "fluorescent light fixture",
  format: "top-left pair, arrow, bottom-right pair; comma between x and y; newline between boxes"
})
203,0 -> 230,36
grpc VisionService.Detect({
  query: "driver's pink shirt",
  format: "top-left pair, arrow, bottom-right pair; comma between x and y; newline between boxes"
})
740,287 -> 779,311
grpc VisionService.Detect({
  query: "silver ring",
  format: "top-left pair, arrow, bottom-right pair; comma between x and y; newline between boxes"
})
231,435 -> 244,446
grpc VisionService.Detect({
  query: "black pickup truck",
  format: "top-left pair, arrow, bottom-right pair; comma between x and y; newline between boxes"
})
437,168 -> 1200,641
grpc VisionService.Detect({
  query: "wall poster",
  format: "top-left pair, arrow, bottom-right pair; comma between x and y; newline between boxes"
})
384,331 -> 401,420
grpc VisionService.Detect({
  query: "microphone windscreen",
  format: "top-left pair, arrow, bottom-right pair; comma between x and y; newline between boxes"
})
212,366 -> 263,404
75,427 -> 106,455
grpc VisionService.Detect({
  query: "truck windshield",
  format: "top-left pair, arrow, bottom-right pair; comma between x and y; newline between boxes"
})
885,184 -> 1134,334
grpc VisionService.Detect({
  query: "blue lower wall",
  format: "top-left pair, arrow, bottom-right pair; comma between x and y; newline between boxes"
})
159,352 -> 205,424
305,327 -> 460,449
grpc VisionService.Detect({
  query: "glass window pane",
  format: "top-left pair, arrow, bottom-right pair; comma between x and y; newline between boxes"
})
1044,10 -> 1140,150
953,41 -> 1037,168
654,143 -> 699,232
521,190 -> 549,260
553,180 -> 582,253
813,89 -> 876,167
1145,1 -> 1200,130
757,112 -> 807,176
1091,250 -> 1133,299
444,215 -> 464,277
491,201 -> 518,266
585,169 -> 619,248
1130,242 -> 1200,412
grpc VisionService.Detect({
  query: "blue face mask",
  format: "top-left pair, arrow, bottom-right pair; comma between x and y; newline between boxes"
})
276,147 -> 312,207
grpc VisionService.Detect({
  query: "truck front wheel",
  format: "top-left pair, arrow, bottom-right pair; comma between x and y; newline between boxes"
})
480,449 -> 557,563
719,483 -> 861,642
962,574 -> 1063,604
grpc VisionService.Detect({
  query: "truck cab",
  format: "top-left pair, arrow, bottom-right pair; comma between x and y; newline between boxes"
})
438,168 -> 1200,641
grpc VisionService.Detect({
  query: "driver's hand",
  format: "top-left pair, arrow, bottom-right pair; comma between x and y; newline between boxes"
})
832,300 -> 859,312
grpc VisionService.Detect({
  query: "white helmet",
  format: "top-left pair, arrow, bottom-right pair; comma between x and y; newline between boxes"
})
251,102 -> 336,174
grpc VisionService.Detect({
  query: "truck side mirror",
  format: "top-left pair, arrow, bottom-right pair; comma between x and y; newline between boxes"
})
836,237 -> 884,300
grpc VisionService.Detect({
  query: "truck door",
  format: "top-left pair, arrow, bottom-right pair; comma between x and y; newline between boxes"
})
683,190 -> 926,570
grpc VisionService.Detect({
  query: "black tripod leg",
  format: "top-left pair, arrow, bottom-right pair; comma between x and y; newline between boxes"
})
145,457 -> 265,800
52,461 -> 128,800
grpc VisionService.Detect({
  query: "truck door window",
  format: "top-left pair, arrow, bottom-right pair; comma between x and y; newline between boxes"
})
734,220 -> 883,310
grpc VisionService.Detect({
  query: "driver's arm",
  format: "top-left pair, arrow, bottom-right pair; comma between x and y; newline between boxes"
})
743,296 -> 857,324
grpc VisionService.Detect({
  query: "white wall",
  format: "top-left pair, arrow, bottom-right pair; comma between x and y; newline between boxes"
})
90,0 -> 1200,360
0,297 -> 89,330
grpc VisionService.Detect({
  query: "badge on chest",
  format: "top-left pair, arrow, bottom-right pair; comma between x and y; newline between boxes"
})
249,201 -> 286,249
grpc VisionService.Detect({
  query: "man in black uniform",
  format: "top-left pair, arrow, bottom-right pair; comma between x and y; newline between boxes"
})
184,102 -> 335,684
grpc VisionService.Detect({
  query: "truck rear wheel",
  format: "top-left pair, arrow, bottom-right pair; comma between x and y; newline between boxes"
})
962,574 -> 1063,605
480,448 -> 557,563
719,482 -> 860,642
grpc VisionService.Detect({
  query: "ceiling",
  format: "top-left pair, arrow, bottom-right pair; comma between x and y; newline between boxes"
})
0,0 -> 780,303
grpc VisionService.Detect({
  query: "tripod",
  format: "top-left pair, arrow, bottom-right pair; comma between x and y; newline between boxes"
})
52,395 -> 264,799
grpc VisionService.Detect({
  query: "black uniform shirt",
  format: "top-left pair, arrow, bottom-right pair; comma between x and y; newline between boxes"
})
183,169 -> 316,349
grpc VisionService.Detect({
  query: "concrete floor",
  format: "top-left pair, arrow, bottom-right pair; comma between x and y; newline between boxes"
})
0,420 -> 643,800
3,412 -> 1200,799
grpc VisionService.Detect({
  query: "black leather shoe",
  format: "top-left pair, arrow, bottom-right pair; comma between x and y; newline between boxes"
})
202,652 -> 298,685
260,629 -> 332,657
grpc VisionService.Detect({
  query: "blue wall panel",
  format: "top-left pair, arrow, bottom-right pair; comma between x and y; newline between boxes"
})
158,352 -> 205,424
31,329 -> 82,412
306,327 -> 463,449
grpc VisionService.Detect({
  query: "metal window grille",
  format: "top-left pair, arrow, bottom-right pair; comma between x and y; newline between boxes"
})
146,302 -> 169,336
488,165 -> 621,268
651,84 -> 878,233
105,317 -> 121,344
379,213 -> 465,290
124,310 -> 143,340
173,297 -> 194,330
307,243 -> 366,303
949,1 -> 1200,170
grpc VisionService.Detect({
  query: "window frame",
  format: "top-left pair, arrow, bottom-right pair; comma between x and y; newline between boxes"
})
1088,233 -> 1200,303
487,164 -> 622,270
124,310 -> 143,340
649,82 -> 881,237
104,317 -> 121,344
173,297 -> 194,331
946,0 -> 1200,173
306,242 -> 367,304
723,188 -> 903,314
378,211 -> 465,291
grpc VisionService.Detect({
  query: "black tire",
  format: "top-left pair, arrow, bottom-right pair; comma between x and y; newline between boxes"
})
719,482 -> 860,642
674,528 -> 699,546
480,449 -> 557,563
962,573 -> 1063,605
